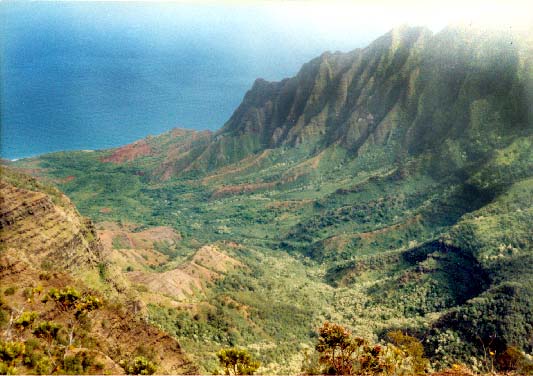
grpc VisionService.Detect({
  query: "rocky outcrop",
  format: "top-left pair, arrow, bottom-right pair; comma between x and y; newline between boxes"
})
0,169 -> 103,271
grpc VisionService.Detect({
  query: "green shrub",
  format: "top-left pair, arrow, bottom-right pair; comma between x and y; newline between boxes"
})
44,287 -> 102,320
216,348 -> 260,375
0,341 -> 25,363
35,356 -> 52,375
300,348 -> 322,375
74,294 -> 103,318
387,330 -> 429,374
0,310 -> 8,326
23,350 -> 41,368
3,287 -> 16,296
45,287 -> 81,310
64,355 -> 83,374
22,339 -> 41,368
33,321 -> 62,344
22,288 -> 33,299
14,311 -> 39,330
0,361 -> 17,375
24,339 -> 40,353
21,286 -> 43,300
121,356 -> 157,375
94,361 -> 105,371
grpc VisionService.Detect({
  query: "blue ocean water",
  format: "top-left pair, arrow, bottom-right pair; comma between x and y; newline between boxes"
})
1,2 -> 383,160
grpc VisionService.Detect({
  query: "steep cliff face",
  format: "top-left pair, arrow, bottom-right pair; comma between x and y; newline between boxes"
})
215,25 -> 531,167
219,26 -> 430,153
0,167 -> 103,271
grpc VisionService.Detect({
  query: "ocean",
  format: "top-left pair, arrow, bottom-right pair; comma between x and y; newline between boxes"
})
1,2 -> 382,160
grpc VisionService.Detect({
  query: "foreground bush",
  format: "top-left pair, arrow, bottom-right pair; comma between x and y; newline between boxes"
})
307,321 -> 429,375
216,347 -> 260,375
120,356 -> 157,375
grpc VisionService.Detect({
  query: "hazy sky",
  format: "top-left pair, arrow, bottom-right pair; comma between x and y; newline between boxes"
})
34,0 -> 531,32
3,1 -> 531,82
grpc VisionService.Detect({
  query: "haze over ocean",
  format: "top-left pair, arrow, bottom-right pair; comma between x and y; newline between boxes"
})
2,2 -> 393,160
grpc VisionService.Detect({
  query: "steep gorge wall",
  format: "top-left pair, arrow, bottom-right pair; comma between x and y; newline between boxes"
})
0,171 -> 103,271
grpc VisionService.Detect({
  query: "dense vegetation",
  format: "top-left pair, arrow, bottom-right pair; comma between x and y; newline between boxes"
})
7,25 -> 533,374
0,286 -> 106,375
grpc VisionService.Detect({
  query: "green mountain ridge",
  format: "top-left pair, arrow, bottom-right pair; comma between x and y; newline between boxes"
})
6,25 -> 533,374
96,25 -> 531,181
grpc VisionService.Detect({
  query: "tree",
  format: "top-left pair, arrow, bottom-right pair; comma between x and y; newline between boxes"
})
386,330 -> 429,374
310,322 -> 423,375
216,348 -> 260,375
315,321 -> 363,375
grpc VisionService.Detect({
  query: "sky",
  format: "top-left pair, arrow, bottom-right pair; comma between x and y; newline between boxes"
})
35,0 -> 531,32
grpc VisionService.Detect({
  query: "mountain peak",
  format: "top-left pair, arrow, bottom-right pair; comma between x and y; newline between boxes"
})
99,25 -> 530,180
